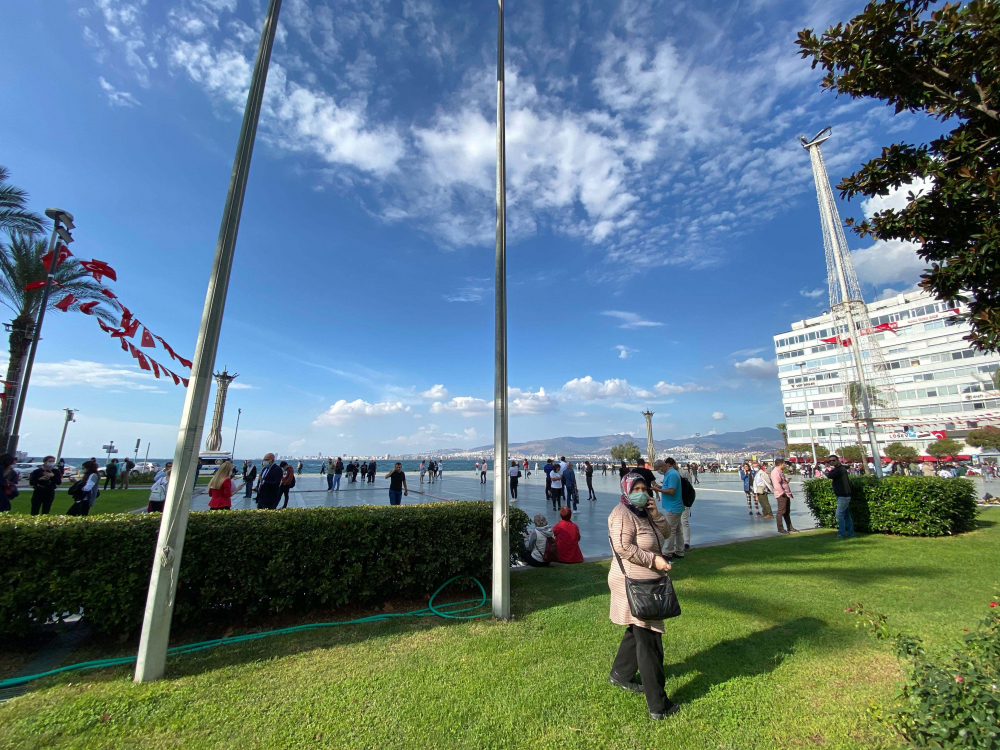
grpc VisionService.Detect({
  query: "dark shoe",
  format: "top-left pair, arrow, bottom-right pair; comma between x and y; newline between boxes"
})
650,704 -> 681,720
748,511 -> 753,516
789,528 -> 800,533
777,529 -> 789,534
672,553 -> 684,559
609,675 -> 643,694
683,544 -> 690,551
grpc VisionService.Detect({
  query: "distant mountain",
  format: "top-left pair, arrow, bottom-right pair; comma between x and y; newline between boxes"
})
461,427 -> 783,456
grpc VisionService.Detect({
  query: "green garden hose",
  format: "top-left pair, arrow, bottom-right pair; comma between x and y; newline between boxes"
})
0,575 -> 489,690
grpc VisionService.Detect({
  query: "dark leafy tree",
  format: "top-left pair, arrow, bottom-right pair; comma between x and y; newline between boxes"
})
926,437 -> 964,457
787,442 -> 831,459
609,441 -> 641,463
884,441 -> 920,460
798,0 -> 1000,349
965,424 -> 1000,450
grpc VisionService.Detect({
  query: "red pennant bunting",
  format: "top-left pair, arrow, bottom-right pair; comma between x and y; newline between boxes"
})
122,318 -> 140,338
120,337 -> 129,352
178,355 -> 193,368
54,294 -> 76,311
41,245 -> 72,271
97,319 -> 115,333
181,377 -> 189,387
150,359 -> 161,378
140,327 -> 155,347
78,301 -> 99,315
79,259 -> 118,283
136,352 -> 151,371
23,280 -> 46,291
120,306 -> 132,326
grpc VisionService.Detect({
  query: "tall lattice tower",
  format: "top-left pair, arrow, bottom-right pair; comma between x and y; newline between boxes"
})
204,367 -> 238,452
641,410 -> 655,463
799,127 -> 898,476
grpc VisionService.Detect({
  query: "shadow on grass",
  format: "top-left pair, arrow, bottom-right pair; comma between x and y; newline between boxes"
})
666,616 -> 827,703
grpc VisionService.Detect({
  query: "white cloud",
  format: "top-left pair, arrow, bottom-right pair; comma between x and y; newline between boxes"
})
98,76 -> 140,107
799,287 -> 824,299
508,386 -> 556,415
562,376 -> 631,400
711,411 -> 726,420
289,438 -> 306,451
860,176 -> 934,218
652,381 -> 711,395
464,427 -> 478,439
729,347 -> 765,357
313,399 -> 410,426
430,396 -> 491,417
419,384 -> 449,399
851,238 -> 927,288
614,345 -> 637,359
602,311 -> 663,329
733,357 -> 778,379
443,286 -> 486,303
228,382 -> 257,390
23,359 -> 164,392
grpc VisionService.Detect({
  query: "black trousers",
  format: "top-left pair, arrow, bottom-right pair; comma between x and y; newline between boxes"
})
480,471 -> 486,484
257,485 -> 280,510
611,624 -> 674,714
244,480 -> 253,498
510,478 -> 518,498
550,487 -> 564,510
104,474 -> 117,490
280,486 -> 290,508
31,489 -> 56,515
587,476 -> 596,499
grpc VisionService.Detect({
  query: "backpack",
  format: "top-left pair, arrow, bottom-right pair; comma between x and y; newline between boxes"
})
681,477 -> 696,508
542,534 -> 559,563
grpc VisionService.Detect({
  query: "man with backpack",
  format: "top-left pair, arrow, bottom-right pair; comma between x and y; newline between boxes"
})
677,463 -> 698,552
652,457 -> 685,560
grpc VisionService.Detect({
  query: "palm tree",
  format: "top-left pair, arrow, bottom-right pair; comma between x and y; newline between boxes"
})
0,234 -> 116,445
844,382 -> 887,474
776,422 -> 789,458
0,166 -> 45,238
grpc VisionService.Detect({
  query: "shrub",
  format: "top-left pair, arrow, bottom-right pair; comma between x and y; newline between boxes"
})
850,597 -> 1000,749
0,501 -> 529,639
803,476 -> 978,536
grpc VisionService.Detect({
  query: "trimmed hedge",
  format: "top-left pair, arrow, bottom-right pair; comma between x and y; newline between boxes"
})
803,476 -> 978,536
0,501 -> 529,639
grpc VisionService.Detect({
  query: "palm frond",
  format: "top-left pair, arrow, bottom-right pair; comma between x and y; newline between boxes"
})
0,166 -> 46,237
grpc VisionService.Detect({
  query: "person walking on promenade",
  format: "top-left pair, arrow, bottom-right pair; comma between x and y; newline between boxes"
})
619,459 -> 628,478
691,463 -> 700,485
553,506 -> 584,563
154,461 -> 172,484
420,460 -> 427,484
146,466 -> 169,513
608,471 -> 680,720
770,458 -> 797,533
752,461 -> 774,519
385,462 -> 408,505
480,460 -> 488,484
360,461 -> 368,482
103,458 -> 119,491
121,458 -> 134,489
523,458 -> 529,476
279,461 -> 295,509
651,458 -> 684,559
28,455 -> 62,515
825,456 -> 855,538
324,458 -> 335,490
208,461 -> 243,511
509,460 -> 521,500
674,461 -> 695,552
522,513 -> 554,567
739,462 -> 759,515
297,460 -> 303,475
602,461 -> 608,476
543,458 -> 554,505
549,461 -> 565,511
256,453 -> 282,510
333,457 -> 344,490
78,460 -> 101,515
585,460 -> 597,501
368,460 -> 377,483
563,462 -> 579,512
243,460 -> 257,499
439,459 -> 444,477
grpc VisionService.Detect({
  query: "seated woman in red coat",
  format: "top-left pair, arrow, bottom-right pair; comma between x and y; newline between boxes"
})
552,506 -> 584,563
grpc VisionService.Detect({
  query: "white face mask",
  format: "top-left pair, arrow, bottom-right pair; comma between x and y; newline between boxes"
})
44,461 -> 55,469
263,459 -> 273,467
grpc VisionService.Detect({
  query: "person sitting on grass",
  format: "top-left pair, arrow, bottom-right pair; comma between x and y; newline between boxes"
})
552,506 -> 584,563
523,514 -> 554,567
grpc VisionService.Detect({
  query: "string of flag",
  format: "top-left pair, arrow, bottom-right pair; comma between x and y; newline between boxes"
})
26,244 -> 192,387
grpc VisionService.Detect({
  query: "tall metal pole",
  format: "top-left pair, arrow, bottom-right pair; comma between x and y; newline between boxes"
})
796,363 -> 818,465
134,0 -> 283,683
491,0 -> 510,621
642,409 -> 655,463
231,408 -> 241,457
7,220 -> 64,454
55,408 -> 75,463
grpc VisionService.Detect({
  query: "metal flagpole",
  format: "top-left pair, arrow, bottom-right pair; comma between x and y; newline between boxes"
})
134,0 -> 283,683
491,0 -> 510,621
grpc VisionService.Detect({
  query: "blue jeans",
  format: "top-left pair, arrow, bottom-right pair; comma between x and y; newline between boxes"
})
333,474 -> 341,490
835,495 -> 855,537
326,473 -> 333,490
389,490 -> 402,506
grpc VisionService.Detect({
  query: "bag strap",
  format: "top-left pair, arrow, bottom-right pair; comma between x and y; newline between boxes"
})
609,512 -> 662,578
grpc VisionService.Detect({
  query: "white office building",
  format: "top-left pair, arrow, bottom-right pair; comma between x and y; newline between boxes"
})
774,290 -> 1000,457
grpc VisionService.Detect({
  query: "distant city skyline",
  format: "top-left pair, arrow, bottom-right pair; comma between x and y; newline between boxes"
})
3,0 -> 940,457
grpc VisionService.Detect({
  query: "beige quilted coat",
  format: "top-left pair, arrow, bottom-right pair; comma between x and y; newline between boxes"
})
607,502 -> 670,633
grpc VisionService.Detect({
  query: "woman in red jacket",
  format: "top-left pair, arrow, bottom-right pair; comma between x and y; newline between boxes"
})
552,506 -> 584,563
207,461 -> 243,510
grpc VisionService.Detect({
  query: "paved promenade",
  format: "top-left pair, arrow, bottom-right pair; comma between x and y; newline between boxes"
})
194,470 -> 818,559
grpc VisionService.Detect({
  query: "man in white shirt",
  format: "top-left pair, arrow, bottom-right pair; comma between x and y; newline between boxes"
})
549,463 -> 564,511
480,460 -> 488,484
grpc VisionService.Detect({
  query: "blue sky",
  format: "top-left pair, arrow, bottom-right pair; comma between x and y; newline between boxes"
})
1,0 -> 934,458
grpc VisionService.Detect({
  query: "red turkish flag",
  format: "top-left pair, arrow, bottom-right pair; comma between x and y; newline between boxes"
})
841,338 -> 852,347
128,342 -> 140,358
122,318 -> 140,338
100,288 -> 117,300
120,306 -> 132,326
41,245 -> 72,271
78,301 -> 99,315
150,359 -> 161,378
97,319 -> 115,333
23,280 -> 47,291
136,352 -> 152,372
821,336 -> 839,344
54,294 -> 76,311
119,337 -> 129,352
79,260 -> 118,283
181,377 -> 190,387
178,356 -> 193,368
140,327 -> 155,347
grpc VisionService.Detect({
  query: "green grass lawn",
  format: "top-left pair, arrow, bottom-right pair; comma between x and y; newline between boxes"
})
1,509 -> 997,750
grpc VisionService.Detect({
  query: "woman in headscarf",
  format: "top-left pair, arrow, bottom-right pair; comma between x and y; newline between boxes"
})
607,472 -> 680,720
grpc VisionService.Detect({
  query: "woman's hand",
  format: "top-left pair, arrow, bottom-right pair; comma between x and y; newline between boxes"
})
653,556 -> 672,572
646,497 -> 661,516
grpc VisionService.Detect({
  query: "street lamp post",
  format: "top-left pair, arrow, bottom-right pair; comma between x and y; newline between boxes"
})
134,0 -> 283,684
6,208 -> 74,454
796,362 -> 819,466
231,408 -> 242,457
55,408 -> 76,463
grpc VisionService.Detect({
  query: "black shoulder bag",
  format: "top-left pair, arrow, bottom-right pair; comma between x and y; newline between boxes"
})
609,518 -> 681,621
